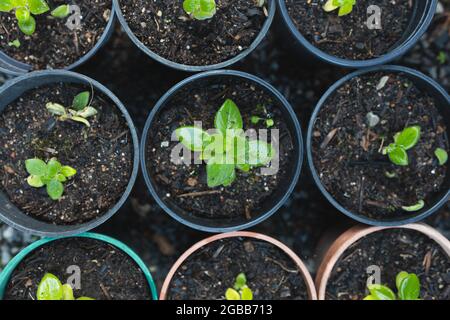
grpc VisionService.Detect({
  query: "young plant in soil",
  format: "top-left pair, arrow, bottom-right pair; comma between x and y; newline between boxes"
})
0,0 -> 70,35
118,0 -> 268,66
3,238 -> 151,300
166,238 -> 309,300
0,83 -> 133,225
325,229 -> 449,300
323,0 -> 356,16
225,273 -> 253,300
365,271 -> 420,300
37,273 -> 94,300
176,99 -> 274,188
311,73 -> 448,220
183,0 -> 216,20
285,0 -> 414,60
25,157 -> 76,200
46,91 -> 98,127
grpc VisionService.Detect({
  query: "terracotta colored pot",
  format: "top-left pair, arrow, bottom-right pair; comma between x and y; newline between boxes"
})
160,231 -> 317,300
315,223 -> 450,300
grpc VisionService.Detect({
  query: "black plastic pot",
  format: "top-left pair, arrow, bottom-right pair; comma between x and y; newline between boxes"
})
307,65 -> 450,226
277,0 -> 437,68
0,70 -> 139,237
113,0 -> 276,72
141,70 -> 303,233
0,6 -> 116,76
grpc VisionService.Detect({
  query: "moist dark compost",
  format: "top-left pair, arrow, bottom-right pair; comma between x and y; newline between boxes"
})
0,83 -> 133,225
311,72 -> 448,220
167,237 -> 309,300
285,0 -> 414,60
326,229 -> 450,300
3,237 -> 151,300
119,0 -> 268,66
0,0 -> 112,70
146,77 -> 295,223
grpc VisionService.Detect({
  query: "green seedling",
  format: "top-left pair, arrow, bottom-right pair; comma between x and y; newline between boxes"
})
323,0 -> 356,16
0,0 -> 70,35
382,126 -> 421,166
251,115 -> 274,128
176,99 -> 275,188
183,0 -> 216,20
225,273 -> 253,300
46,91 -> 97,127
8,39 -> 20,47
364,271 -> 420,300
402,200 -> 425,212
435,148 -> 448,166
25,157 -> 76,200
37,273 -> 94,300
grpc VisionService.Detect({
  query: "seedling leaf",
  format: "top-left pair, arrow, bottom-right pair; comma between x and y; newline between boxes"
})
18,15 -> 36,35
28,0 -> 50,15
398,273 -> 420,300
225,288 -> 241,300
435,148 -> 448,166
25,158 -> 47,176
241,287 -> 253,300
176,126 -> 211,152
206,161 -> 235,188
51,4 -> 70,18
234,273 -> 247,290
395,126 -> 421,150
47,179 -> 64,200
62,284 -> 75,300
388,146 -> 408,166
367,284 -> 396,300
401,200 -> 425,212
0,0 -> 14,12
37,273 -> 63,300
215,99 -> 243,135
72,91 -> 90,111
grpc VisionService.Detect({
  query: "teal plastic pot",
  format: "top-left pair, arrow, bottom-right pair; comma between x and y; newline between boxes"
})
0,233 -> 158,300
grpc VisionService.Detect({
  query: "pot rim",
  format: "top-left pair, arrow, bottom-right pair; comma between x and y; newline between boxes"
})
306,64 -> 450,226
0,232 -> 158,300
140,69 -> 303,233
276,0 -> 437,68
113,0 -> 276,72
0,70 -> 140,237
0,5 -> 116,76
160,231 -> 318,300
315,223 -> 450,300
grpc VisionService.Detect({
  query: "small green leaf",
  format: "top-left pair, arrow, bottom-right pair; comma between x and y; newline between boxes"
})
176,126 -> 211,152
338,3 -> 354,16
388,146 -> 408,166
225,288 -> 241,300
402,200 -> 425,212
251,116 -> 261,124
234,273 -> 247,290
8,39 -> 21,47
71,115 -> 91,127
77,297 -> 95,300
18,15 -> 36,35
46,158 -> 62,178
435,148 -> 448,166
27,175 -> 44,188
395,126 -> 421,150
241,287 -> 253,300
62,284 -> 75,300
37,273 -> 63,300
47,179 -> 64,200
183,0 -> 216,20
236,163 -> 250,172
398,273 -> 420,300
323,0 -> 338,12
396,271 -> 409,291
266,119 -> 274,128
56,174 -> 67,182
76,106 -> 97,118
363,295 -> 377,300
247,140 -> 274,166
206,161 -> 235,188
28,0 -> 50,15
15,7 -> 30,22
72,91 -> 90,111
0,0 -> 14,12
25,158 -> 47,176
368,284 -> 396,300
61,165 -> 77,178
215,99 -> 243,135
51,4 -> 70,18
46,102 -> 67,116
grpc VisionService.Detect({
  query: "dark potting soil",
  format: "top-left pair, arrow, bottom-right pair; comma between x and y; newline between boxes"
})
118,0 -> 268,66
3,237 -> 151,300
0,83 -> 133,225
0,0 -> 112,70
311,72 -> 448,220
146,77 -> 295,223
285,0 -> 414,60
167,237 -> 309,300
326,229 -> 450,300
